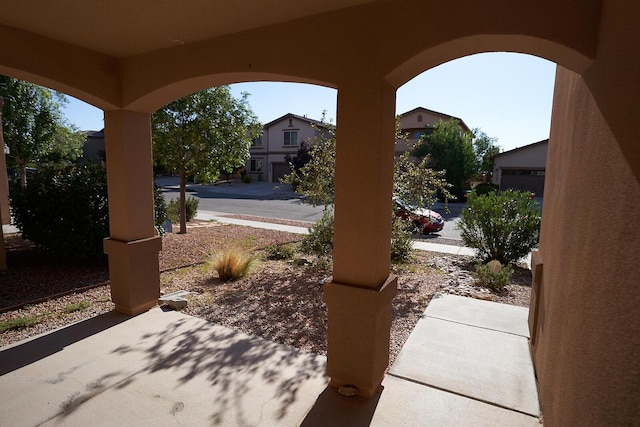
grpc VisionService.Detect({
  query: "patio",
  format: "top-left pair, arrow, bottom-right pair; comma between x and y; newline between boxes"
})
0,294 -> 540,426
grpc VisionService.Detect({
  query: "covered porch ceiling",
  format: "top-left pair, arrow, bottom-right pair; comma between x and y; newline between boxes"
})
0,0 -> 378,58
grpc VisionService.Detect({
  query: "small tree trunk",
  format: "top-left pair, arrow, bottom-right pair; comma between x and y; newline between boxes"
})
179,166 -> 187,234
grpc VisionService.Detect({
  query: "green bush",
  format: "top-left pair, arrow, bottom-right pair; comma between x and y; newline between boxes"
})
391,215 -> 414,263
301,207 -> 415,263
10,163 -> 110,260
473,260 -> 513,291
154,184 -> 167,227
166,196 -> 199,223
153,184 -> 168,236
458,190 -> 540,264
265,242 -> 295,260
472,183 -> 498,196
301,208 -> 334,260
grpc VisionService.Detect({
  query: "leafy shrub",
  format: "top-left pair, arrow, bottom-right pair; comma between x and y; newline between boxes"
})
207,247 -> 257,281
10,163 -> 110,260
300,208 -> 334,260
166,196 -> 199,223
473,260 -> 513,291
154,184 -> 167,227
391,215 -> 414,263
265,242 -> 295,260
458,190 -> 540,264
472,183 -> 498,196
153,184 -> 169,236
301,207 -> 415,263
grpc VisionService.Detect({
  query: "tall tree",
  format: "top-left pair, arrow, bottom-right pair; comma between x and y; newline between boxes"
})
472,129 -> 500,175
282,118 -> 450,211
152,87 -> 261,233
413,118 -> 476,199
0,75 -> 82,188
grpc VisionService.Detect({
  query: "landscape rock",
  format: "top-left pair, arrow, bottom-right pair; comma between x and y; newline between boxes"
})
159,290 -> 197,311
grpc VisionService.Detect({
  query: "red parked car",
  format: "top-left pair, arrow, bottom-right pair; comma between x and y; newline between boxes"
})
393,198 -> 445,234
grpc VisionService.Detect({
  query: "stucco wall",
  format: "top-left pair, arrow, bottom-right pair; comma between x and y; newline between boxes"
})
534,67 -> 640,425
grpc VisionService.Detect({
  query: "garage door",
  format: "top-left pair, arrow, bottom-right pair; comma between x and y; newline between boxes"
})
272,162 -> 292,183
500,169 -> 545,196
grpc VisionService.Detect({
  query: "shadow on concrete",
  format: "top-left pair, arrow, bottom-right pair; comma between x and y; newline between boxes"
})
0,311 -> 129,375
106,315 -> 326,425
300,385 -> 382,427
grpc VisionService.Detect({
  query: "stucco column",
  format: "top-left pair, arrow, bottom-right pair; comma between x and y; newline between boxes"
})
323,78 -> 398,398
103,110 -> 161,315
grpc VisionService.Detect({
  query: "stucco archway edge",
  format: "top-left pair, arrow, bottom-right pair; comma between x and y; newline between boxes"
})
385,34 -> 594,89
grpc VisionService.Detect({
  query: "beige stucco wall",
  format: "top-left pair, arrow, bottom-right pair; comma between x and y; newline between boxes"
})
400,109 -> 451,131
1,0 -> 639,417
534,66 -> 640,426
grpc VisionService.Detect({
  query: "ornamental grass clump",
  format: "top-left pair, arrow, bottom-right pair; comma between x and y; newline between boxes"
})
208,247 -> 257,281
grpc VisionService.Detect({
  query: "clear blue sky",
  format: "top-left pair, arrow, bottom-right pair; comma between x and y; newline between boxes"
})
63,52 -> 556,152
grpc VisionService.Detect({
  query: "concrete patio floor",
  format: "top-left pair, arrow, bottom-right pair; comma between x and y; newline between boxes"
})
0,295 -> 541,426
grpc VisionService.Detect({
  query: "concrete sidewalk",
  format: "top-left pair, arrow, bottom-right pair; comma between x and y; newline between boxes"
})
196,210 -> 475,256
195,210 -> 535,264
0,296 -> 540,426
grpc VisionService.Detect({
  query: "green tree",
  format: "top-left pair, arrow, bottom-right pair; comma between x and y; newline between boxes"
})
39,123 -> 86,165
282,118 -> 450,262
413,118 -> 476,200
281,123 -> 336,208
0,75 -> 83,188
152,87 -> 261,233
472,129 -> 500,175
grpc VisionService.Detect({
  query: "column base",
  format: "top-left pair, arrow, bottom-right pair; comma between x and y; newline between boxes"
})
104,236 -> 162,315
323,275 -> 398,398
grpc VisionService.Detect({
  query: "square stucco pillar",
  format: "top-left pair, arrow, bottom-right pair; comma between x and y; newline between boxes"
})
324,78 -> 397,398
103,110 -> 161,315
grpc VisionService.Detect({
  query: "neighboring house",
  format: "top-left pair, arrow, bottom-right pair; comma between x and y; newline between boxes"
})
251,107 -> 470,183
396,107 -> 471,155
247,113 -> 330,182
492,139 -> 548,196
82,129 -> 106,165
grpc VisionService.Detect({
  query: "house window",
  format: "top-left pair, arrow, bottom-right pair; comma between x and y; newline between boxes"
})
250,158 -> 263,172
417,114 -> 423,122
414,131 -> 423,140
284,131 -> 298,146
251,136 -> 262,147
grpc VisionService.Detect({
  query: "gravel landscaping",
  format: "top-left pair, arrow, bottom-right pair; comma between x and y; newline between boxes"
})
0,221 -> 532,365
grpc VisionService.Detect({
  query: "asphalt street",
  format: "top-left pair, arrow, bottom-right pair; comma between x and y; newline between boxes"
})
157,178 -> 465,241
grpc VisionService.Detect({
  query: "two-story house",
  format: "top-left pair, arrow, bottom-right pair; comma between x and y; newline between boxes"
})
249,107 -> 470,183
396,107 -> 471,155
247,113 -> 330,182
